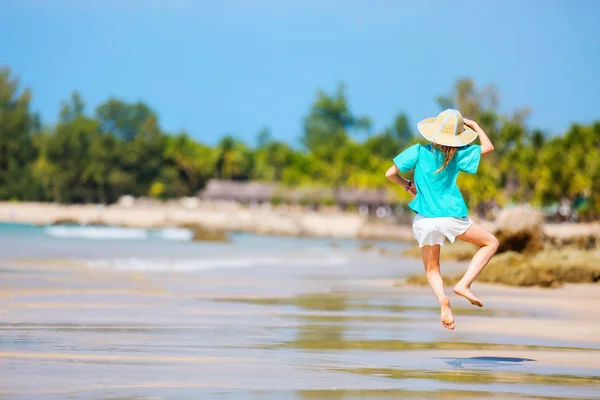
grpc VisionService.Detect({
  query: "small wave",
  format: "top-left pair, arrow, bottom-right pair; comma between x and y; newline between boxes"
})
86,255 -> 347,272
46,226 -> 148,240
45,226 -> 193,241
159,228 -> 194,241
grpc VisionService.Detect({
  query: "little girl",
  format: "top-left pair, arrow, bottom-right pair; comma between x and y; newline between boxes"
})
385,109 -> 499,330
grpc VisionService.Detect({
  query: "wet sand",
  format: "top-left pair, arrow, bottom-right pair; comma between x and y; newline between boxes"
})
1,254 -> 599,399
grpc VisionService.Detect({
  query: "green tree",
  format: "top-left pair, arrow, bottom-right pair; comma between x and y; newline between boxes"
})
437,78 -> 498,118
36,115 -> 99,202
165,132 -> 217,192
366,112 -> 413,159
255,127 -> 273,149
215,135 -> 252,180
0,67 -> 41,200
59,92 -> 86,123
252,140 -> 295,181
95,98 -> 155,141
302,83 -> 370,161
124,115 -> 167,196
84,131 -> 122,203
0,68 -> 598,219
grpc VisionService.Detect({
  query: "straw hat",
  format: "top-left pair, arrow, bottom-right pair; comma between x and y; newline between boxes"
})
417,109 -> 478,147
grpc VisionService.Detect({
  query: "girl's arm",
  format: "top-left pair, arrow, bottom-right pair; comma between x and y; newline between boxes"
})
385,165 -> 417,195
464,118 -> 494,155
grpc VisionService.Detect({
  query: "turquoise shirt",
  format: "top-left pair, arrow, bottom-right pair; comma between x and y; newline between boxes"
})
393,143 -> 481,218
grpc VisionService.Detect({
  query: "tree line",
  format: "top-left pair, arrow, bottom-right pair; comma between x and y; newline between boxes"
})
0,67 -> 598,219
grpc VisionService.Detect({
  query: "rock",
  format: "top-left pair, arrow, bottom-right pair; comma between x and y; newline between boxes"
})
180,197 -> 200,209
50,217 -> 80,225
403,249 -> 600,288
118,195 -> 135,207
547,234 -> 599,250
358,242 -> 376,251
179,223 -> 230,242
494,205 -> 545,254
377,247 -> 391,256
495,204 -> 543,234
192,227 -> 230,242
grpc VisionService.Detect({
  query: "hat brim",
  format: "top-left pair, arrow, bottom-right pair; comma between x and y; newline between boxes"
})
417,117 -> 478,147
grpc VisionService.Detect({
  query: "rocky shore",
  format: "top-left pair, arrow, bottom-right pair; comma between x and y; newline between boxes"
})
401,205 -> 600,288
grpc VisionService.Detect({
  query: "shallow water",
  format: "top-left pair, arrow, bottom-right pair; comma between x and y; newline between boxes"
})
0,224 -> 598,399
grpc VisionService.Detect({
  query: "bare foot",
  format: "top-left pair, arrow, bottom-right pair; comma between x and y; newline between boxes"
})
439,297 -> 455,330
454,285 -> 483,307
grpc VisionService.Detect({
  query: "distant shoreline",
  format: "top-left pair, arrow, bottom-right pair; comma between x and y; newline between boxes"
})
0,201 -> 416,242
1,201 -> 598,242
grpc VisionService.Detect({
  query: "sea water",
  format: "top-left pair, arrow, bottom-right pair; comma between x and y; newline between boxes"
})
1,223 -> 598,399
0,222 -> 405,272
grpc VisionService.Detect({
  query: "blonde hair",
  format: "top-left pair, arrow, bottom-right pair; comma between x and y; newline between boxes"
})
432,143 -> 458,173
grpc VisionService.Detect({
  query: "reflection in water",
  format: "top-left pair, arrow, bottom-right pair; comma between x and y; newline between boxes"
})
217,293 -> 529,317
294,293 -> 349,350
297,389 -> 345,400
294,293 -> 349,312
218,292 -> 350,311
226,293 -> 594,353
296,388 -> 559,399
281,328 -> 586,351
295,323 -> 347,351
335,367 -> 600,386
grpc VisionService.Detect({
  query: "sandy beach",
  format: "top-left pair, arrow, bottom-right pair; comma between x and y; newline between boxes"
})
0,226 -> 599,399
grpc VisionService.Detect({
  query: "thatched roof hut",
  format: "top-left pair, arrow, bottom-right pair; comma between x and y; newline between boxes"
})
276,187 -> 335,203
335,187 -> 390,206
198,179 -> 392,206
198,180 -> 276,203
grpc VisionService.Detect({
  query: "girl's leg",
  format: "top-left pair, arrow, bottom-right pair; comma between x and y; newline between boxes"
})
454,222 -> 500,307
421,245 -> 455,330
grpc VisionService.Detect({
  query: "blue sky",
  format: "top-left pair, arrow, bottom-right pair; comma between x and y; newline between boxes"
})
2,0 -> 599,146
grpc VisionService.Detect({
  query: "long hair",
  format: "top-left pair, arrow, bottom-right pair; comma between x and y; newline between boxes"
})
432,143 -> 458,173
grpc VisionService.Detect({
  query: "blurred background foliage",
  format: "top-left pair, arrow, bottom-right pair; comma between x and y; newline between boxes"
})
1,67 -> 598,219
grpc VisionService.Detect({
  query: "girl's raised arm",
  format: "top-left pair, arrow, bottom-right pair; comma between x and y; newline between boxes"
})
464,118 -> 494,155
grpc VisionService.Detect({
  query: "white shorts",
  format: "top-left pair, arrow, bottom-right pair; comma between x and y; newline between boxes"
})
412,214 -> 473,247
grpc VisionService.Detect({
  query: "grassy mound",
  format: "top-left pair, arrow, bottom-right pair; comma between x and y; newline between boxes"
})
405,249 -> 600,288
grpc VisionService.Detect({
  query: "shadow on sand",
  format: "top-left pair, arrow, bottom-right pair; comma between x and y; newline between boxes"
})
441,356 -> 535,369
